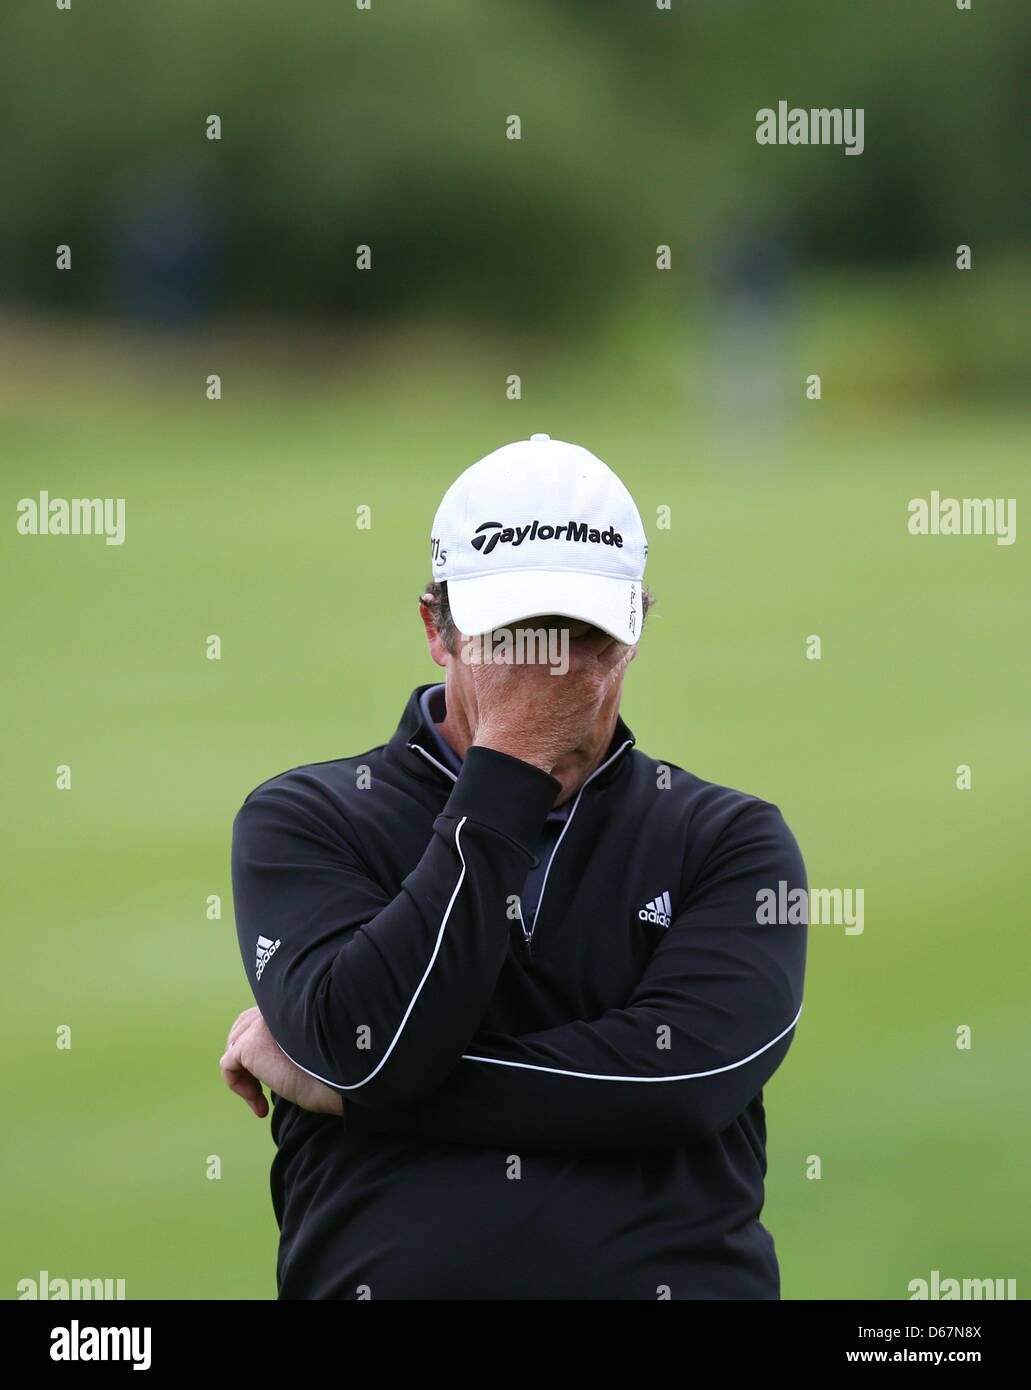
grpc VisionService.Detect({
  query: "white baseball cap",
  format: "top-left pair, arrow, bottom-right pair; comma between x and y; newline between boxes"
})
429,434 -> 648,645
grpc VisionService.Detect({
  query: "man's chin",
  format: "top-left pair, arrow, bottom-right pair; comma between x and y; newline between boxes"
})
551,755 -> 591,806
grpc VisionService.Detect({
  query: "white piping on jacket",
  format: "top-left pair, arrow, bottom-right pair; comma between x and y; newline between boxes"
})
526,738 -> 634,942
407,743 -> 458,783
281,735 -> 634,1091
276,815 -> 469,1093
460,1002 -> 804,1081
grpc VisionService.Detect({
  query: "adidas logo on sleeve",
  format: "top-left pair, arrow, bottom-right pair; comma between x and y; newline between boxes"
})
638,890 -> 673,929
255,934 -> 281,980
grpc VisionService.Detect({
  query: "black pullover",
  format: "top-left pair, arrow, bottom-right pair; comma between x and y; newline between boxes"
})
231,685 -> 808,1300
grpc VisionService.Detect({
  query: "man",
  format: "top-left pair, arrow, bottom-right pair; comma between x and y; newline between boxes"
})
222,433 -> 807,1300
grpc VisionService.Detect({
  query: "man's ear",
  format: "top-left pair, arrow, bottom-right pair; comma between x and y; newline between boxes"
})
419,597 -> 450,669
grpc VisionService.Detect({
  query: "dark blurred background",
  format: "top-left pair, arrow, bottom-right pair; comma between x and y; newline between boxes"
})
3,2 -> 1030,363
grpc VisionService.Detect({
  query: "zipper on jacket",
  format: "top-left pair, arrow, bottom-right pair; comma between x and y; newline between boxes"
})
524,738 -> 634,949
516,899 -> 533,957
410,736 -> 634,954
407,743 -> 458,785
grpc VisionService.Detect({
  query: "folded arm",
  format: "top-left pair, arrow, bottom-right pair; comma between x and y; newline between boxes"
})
345,799 -> 808,1152
231,747 -> 558,1108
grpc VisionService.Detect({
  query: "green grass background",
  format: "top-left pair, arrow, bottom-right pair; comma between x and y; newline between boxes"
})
2,299 -> 1028,1299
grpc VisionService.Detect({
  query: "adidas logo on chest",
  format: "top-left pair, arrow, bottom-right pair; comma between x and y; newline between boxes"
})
638,890 -> 673,929
255,934 -> 281,980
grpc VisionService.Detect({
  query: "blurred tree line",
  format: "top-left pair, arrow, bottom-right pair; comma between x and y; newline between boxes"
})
1,0 -> 1028,328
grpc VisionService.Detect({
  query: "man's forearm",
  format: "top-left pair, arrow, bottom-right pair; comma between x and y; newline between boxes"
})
233,747 -> 559,1108
347,801 -> 807,1154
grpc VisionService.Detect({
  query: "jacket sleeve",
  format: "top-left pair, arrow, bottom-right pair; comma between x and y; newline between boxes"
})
345,799 -> 808,1152
231,746 -> 559,1108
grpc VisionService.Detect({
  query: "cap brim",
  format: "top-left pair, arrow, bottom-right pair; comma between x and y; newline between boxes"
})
446,570 -> 643,646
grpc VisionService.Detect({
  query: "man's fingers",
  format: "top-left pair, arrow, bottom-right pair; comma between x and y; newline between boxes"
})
220,1046 -> 269,1118
219,1044 -> 247,1086
226,1006 -> 261,1051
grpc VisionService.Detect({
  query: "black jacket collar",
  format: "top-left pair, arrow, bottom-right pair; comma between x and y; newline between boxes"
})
385,684 -> 636,790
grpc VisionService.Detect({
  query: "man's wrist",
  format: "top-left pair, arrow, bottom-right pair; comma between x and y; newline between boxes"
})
443,744 -> 561,850
471,735 -> 556,774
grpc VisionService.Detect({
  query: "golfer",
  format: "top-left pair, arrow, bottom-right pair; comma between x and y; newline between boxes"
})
221,433 -> 808,1300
